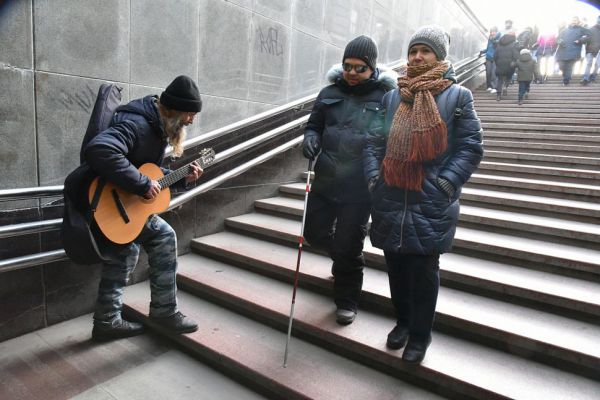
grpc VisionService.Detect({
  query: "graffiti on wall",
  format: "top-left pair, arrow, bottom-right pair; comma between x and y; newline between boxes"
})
58,85 -> 96,113
256,26 -> 284,56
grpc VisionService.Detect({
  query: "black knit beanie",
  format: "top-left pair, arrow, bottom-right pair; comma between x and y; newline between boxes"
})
160,75 -> 202,112
343,35 -> 378,71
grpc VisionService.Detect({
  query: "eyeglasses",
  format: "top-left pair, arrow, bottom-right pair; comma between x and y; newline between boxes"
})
342,63 -> 370,73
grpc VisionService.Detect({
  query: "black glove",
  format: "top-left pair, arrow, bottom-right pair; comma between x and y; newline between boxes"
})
303,136 -> 321,159
437,177 -> 455,198
368,176 -> 379,192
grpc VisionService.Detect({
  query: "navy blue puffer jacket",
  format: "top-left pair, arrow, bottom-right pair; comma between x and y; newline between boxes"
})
363,69 -> 483,254
556,25 -> 587,61
83,95 -> 168,196
304,66 -> 397,203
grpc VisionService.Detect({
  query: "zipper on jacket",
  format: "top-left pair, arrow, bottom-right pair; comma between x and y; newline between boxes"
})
399,190 -> 408,249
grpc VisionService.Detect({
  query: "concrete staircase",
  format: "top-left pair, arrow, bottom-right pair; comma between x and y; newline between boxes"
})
123,78 -> 600,399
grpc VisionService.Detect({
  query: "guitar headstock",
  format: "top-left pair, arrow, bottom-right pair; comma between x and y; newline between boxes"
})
198,148 -> 216,169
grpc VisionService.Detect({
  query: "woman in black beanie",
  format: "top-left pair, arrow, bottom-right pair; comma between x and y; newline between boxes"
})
302,36 -> 397,325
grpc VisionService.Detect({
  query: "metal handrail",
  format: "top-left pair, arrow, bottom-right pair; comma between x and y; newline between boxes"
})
1,116 -> 309,240
0,136 -> 304,273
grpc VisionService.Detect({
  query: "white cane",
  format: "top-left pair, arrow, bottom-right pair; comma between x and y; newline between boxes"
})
283,159 -> 313,367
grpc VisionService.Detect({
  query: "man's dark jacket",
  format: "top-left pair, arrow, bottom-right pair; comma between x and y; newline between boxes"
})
494,34 -> 519,76
304,66 -> 397,203
64,95 -> 171,214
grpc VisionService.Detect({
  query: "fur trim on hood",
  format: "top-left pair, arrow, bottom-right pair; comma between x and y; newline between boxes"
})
326,64 -> 399,91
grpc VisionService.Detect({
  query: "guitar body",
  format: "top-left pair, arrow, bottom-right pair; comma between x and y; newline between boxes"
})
89,163 -> 170,244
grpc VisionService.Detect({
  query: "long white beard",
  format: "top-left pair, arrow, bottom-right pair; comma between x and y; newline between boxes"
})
163,115 -> 187,157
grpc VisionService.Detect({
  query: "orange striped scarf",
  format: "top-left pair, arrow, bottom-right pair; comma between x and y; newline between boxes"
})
381,61 -> 452,191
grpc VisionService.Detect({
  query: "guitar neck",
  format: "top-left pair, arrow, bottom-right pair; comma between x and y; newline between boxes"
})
158,158 -> 203,189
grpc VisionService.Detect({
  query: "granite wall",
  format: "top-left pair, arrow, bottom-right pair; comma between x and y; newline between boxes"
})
0,0 -> 485,190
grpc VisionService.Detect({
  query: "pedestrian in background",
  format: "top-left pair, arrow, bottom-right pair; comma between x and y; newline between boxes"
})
494,30 -> 519,100
556,16 -> 587,85
481,26 -> 501,93
516,48 -> 536,105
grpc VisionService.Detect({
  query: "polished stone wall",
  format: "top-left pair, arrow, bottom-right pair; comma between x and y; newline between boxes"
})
0,0 -> 485,190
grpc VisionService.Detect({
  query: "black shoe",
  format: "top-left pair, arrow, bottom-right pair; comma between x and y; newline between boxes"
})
502,88 -> 508,96
496,94 -> 501,101
335,308 -> 357,325
386,325 -> 409,350
92,318 -> 144,342
582,80 -> 590,86
518,99 -> 523,105
151,311 -> 198,333
402,336 -> 432,364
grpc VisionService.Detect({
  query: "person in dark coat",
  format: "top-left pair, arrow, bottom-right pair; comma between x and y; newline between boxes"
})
555,16 -> 588,85
302,36 -> 397,325
517,26 -> 535,50
480,26 -> 501,93
363,25 -> 483,363
516,49 -> 536,105
82,75 -> 204,342
582,16 -> 600,84
494,31 -> 519,100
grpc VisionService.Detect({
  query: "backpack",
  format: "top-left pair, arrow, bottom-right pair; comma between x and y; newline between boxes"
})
61,84 -> 123,264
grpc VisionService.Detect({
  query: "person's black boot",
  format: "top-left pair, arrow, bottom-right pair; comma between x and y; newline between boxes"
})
386,325 -> 409,350
151,311 -> 198,333
92,318 -> 144,342
402,336 -> 432,364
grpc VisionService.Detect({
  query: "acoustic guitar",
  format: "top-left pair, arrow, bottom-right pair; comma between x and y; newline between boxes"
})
88,148 -> 215,244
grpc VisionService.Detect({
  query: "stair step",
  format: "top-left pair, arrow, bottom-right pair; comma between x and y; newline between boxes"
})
478,161 -> 600,182
165,255 -> 600,399
279,183 -> 600,218
480,116 -> 600,126
460,204 -> 600,242
280,182 -> 600,220
481,131 -> 600,145
460,187 -> 600,219
483,140 -> 600,156
469,173 -> 600,199
122,283 -> 441,400
475,103 -> 600,110
225,212 -> 600,277
191,231 -> 600,317
483,150 -> 600,169
482,122 -> 600,134
256,195 -> 600,244
478,111 -> 600,120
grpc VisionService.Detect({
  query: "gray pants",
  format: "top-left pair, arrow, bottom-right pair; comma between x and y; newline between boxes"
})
94,215 -> 178,323
485,59 -> 498,89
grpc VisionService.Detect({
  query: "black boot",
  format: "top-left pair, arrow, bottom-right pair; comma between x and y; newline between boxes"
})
151,311 -> 198,333
386,325 -> 409,350
402,336 -> 432,363
496,93 -> 501,101
92,318 -> 144,342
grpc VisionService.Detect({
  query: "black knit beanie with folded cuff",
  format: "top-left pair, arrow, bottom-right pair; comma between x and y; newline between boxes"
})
160,75 -> 202,113
343,35 -> 378,71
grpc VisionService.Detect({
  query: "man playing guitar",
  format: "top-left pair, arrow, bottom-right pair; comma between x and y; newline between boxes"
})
83,75 -> 203,342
